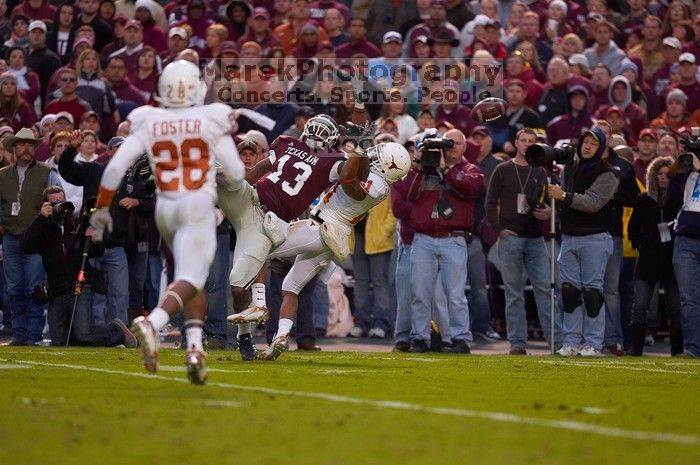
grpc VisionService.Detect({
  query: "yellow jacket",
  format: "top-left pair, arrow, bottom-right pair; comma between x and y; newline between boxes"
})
349,195 -> 397,255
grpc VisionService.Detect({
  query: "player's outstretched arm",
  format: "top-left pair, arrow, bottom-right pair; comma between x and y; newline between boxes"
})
213,135 -> 245,186
245,157 -> 273,185
338,151 -> 369,201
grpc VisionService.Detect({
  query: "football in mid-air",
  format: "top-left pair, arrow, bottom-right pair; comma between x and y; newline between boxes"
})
471,97 -> 507,123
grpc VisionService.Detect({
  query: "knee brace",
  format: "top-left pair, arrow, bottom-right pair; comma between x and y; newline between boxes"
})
561,283 -> 582,313
581,288 -> 604,318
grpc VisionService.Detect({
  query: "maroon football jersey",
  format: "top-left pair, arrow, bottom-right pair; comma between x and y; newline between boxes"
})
255,135 -> 346,222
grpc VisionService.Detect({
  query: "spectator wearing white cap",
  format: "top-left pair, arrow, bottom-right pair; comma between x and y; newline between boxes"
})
161,26 -> 189,66
660,52 -> 700,114
368,31 -> 416,86
26,19 -> 60,109
651,36 -> 683,98
108,19 -> 146,75
650,88 -> 693,132
568,53 -> 591,78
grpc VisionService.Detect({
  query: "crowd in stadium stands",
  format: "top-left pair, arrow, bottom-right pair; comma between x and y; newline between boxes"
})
1,0 -> 700,358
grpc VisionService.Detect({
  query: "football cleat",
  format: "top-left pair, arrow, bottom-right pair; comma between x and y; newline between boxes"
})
227,306 -> 269,324
238,333 -> 257,361
130,316 -> 159,373
259,333 -> 289,361
185,348 -> 207,385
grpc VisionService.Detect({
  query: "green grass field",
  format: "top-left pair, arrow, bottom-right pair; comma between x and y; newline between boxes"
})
1,348 -> 699,465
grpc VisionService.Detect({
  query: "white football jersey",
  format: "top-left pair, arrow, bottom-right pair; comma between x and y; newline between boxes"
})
125,102 -> 240,199
312,172 -> 390,231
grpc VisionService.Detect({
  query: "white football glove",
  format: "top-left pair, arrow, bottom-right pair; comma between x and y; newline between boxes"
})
89,207 -> 113,242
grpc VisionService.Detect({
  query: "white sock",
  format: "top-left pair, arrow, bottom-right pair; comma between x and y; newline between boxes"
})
238,322 -> 251,336
277,318 -> 293,337
251,283 -> 266,307
184,320 -> 204,352
147,307 -> 170,332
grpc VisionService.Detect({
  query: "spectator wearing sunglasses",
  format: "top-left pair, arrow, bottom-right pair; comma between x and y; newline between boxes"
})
43,68 -> 92,129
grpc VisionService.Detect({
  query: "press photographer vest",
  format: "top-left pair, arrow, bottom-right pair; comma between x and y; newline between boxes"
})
0,160 -> 51,235
561,161 -> 614,236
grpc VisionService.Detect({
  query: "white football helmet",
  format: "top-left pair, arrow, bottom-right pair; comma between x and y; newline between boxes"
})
157,60 -> 207,108
301,114 -> 340,150
368,142 -> 411,183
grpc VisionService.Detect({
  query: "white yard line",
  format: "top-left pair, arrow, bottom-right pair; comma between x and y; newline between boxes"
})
538,360 -> 698,374
2,358 -> 698,446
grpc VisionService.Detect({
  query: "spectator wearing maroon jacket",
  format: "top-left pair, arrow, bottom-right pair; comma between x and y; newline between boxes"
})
104,55 -> 147,120
660,53 -> 700,115
234,7 -> 281,56
219,0 -> 251,42
404,0 -> 460,59
0,72 -> 35,131
108,20 -> 144,76
133,0 -> 167,54
78,111 -> 108,152
6,46 -> 40,109
100,15 -> 128,60
128,45 -> 159,105
505,50 -> 543,108
596,76 -> 649,142
44,68 -> 92,128
12,0 -> 56,23
623,0 -> 650,37
633,128 -> 658,184
589,63 -> 612,115
546,85 -> 594,145
335,17 -> 381,59
435,80 -> 474,139
651,36 -> 683,100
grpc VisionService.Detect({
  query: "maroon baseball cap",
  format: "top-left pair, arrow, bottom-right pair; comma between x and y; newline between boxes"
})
80,111 -> 98,122
638,128 -> 657,141
252,7 -> 270,19
318,40 -> 334,51
472,125 -> 491,137
606,106 -> 624,118
220,41 -> 238,55
125,19 -> 143,30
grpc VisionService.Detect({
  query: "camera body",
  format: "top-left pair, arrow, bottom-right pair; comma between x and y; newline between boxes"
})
525,143 -> 576,167
677,132 -> 700,171
418,129 -> 455,168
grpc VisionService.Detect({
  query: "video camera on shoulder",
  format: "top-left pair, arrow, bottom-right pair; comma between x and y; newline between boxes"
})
525,143 -> 575,167
417,129 -> 454,168
677,129 -> 700,172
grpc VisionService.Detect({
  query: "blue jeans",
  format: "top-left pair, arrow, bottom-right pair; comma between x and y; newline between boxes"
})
126,244 -> 148,310
204,232 -> 230,342
394,244 -> 412,343
351,232 -> 393,331
266,269 -> 317,343
47,288 -> 123,347
498,235 -> 560,349
312,279 -> 329,331
146,253 -> 163,311
3,234 -> 45,343
410,234 -> 471,343
95,246 -> 129,324
467,237 -> 492,333
673,236 -> 700,356
603,236 -> 624,346
558,233 -> 613,350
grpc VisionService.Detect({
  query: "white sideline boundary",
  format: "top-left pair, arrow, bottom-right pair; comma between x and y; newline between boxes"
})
538,360 -> 698,374
3,358 -> 699,446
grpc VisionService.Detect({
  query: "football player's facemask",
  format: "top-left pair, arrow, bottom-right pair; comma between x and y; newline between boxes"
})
301,114 -> 339,151
156,60 -> 207,108
368,142 -> 411,183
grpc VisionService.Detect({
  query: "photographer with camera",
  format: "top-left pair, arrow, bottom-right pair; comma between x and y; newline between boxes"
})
486,128 -> 561,355
667,133 -> 700,358
18,185 -> 137,347
545,128 -> 619,357
404,128 -> 484,353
